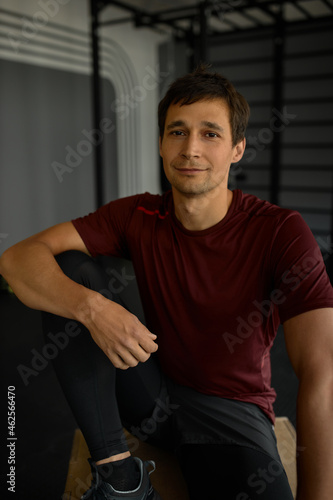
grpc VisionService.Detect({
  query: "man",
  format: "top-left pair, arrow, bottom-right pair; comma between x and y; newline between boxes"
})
1,66 -> 333,500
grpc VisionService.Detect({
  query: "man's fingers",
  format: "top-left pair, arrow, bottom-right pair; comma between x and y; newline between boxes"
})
112,338 -> 157,368
108,350 -> 136,370
125,339 -> 157,364
89,302 -> 158,368
139,336 -> 158,355
128,323 -> 158,355
109,341 -> 154,369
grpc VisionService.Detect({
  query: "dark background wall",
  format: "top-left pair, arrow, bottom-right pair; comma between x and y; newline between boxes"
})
210,19 -> 333,256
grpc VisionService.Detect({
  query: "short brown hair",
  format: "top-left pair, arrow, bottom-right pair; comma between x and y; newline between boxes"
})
158,64 -> 250,146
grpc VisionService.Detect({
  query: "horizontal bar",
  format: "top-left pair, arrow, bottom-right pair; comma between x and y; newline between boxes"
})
100,16 -> 133,26
281,165 -> 333,171
236,164 -> 333,172
282,143 -> 333,149
213,55 -> 273,67
284,73 -> 333,83
237,184 -> 333,195
210,17 -> 333,43
246,120 -> 333,129
280,186 -> 333,194
231,77 -> 273,87
279,206 -> 332,216
210,26 -> 275,45
285,48 -> 333,60
284,97 -> 333,105
247,98 -> 333,109
285,17 -> 333,36
275,120 -> 333,127
100,0 -> 144,15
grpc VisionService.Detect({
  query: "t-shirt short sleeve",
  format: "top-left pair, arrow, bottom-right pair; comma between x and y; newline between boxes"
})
269,210 -> 333,323
71,194 -> 142,259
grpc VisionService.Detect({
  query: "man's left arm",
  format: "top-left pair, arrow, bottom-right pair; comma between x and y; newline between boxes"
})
283,307 -> 333,500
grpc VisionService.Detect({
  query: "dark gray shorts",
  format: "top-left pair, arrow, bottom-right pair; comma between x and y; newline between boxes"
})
142,377 -> 282,465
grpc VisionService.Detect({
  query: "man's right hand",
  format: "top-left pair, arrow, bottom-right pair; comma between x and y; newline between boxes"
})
79,291 -> 158,370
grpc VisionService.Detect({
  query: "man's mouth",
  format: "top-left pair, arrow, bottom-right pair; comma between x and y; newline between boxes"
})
173,162 -> 207,173
175,168 -> 204,172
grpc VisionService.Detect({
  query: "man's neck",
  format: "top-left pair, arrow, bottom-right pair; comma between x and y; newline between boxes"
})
172,188 -> 233,231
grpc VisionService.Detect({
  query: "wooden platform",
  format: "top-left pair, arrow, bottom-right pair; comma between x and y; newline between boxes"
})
275,417 -> 297,497
63,417 -> 297,499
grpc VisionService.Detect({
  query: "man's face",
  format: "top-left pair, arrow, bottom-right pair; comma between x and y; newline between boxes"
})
159,98 -> 245,197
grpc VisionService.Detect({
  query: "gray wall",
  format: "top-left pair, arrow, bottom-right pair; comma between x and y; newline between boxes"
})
0,2 -> 166,255
0,58 -> 117,251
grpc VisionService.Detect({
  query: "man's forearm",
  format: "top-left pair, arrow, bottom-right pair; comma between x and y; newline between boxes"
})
0,240 -> 94,323
1,238 -> 158,369
296,378 -> 333,500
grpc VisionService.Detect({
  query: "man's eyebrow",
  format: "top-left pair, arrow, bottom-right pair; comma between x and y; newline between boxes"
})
166,120 -> 224,132
166,120 -> 186,130
201,121 -> 224,132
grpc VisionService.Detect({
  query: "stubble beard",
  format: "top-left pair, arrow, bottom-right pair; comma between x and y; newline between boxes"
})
169,163 -> 228,198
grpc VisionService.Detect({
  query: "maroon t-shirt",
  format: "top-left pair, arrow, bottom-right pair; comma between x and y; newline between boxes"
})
72,189 -> 333,422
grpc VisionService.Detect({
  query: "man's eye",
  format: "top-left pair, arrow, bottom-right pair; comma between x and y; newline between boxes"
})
171,130 -> 185,136
206,132 -> 218,138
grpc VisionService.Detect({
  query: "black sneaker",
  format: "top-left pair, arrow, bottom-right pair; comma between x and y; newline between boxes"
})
81,457 -> 162,500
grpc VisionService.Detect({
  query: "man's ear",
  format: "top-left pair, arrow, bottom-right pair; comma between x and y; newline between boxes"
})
232,137 -> 246,163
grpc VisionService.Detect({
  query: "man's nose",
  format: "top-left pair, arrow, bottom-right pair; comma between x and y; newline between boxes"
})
180,135 -> 201,159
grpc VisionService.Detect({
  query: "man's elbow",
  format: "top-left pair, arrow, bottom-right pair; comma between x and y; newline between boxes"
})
0,246 -> 15,280
0,240 -> 29,282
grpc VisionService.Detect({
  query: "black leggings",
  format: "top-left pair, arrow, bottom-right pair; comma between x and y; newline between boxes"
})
42,251 -> 294,500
